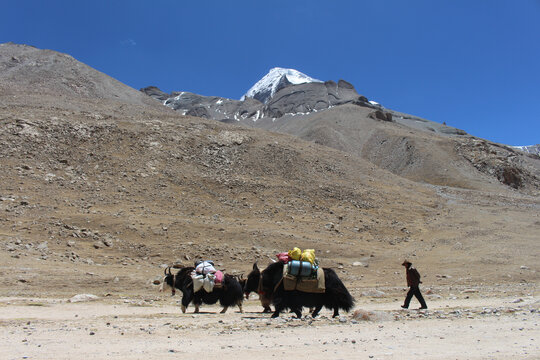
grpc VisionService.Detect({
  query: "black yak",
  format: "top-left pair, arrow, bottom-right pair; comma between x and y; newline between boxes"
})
245,261 -> 354,318
162,266 -> 244,314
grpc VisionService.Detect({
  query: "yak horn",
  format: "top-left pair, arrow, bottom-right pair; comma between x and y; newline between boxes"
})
164,266 -> 172,276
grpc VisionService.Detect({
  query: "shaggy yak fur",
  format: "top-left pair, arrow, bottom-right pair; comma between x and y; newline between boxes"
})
245,261 -> 354,318
243,263 -> 272,313
163,266 -> 244,314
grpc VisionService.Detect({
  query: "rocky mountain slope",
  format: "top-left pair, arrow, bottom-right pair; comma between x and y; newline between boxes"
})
0,43 -> 159,108
141,77 -> 376,123
0,43 -> 538,301
143,69 -> 540,194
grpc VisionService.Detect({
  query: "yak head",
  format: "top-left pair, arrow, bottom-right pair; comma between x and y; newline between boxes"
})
161,266 -> 176,296
243,262 -> 261,299
259,261 -> 285,297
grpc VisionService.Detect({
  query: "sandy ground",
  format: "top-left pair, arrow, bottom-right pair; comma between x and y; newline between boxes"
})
1,295 -> 538,360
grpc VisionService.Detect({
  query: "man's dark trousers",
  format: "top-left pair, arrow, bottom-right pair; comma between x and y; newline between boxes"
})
404,285 -> 427,308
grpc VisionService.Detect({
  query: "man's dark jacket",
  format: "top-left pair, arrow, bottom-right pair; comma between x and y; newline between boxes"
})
406,266 -> 421,287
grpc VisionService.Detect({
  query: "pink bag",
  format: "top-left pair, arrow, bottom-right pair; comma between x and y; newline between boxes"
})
214,270 -> 224,284
276,252 -> 291,263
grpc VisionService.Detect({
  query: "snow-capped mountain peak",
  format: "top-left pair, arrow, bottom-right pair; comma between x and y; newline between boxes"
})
241,67 -> 322,104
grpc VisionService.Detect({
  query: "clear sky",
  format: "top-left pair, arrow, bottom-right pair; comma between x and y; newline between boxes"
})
2,0 -> 539,146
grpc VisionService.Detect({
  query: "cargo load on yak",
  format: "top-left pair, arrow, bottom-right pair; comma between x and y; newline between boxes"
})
277,247 -> 318,265
275,248 -> 324,293
191,260 -> 224,293
283,260 -> 325,293
195,260 -> 216,275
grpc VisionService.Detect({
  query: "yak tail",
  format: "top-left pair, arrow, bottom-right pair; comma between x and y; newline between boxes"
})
219,274 -> 244,307
336,285 -> 355,312
324,268 -> 355,312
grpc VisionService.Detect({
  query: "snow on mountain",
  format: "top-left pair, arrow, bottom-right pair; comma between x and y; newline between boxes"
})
368,100 -> 382,108
513,144 -> 540,156
241,67 -> 322,104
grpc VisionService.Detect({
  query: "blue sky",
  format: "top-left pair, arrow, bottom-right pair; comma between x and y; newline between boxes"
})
2,1 -> 539,146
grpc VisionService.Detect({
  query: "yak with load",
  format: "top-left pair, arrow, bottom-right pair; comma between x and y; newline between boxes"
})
162,265 -> 244,314
244,261 -> 354,318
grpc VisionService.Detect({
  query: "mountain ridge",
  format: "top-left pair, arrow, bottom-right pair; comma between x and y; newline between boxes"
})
141,68 -> 540,194
241,67 -> 322,104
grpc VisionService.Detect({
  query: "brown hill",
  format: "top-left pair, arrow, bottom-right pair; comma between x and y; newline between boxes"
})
242,104 -> 540,195
0,43 -> 538,301
0,42 -> 160,107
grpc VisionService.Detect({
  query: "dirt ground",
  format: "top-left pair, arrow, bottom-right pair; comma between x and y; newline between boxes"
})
1,289 -> 538,360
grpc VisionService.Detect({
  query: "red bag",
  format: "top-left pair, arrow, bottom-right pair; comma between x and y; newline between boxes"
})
214,270 -> 224,284
276,252 -> 291,263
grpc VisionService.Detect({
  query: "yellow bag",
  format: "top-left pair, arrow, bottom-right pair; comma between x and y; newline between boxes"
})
288,247 -> 302,261
301,249 -> 316,264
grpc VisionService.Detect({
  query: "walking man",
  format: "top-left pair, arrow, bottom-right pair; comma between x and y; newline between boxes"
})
401,260 -> 428,309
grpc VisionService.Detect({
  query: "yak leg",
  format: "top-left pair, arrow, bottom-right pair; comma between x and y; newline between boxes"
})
293,307 -> 302,319
311,305 -> 323,318
181,289 -> 193,313
220,306 -> 229,314
271,304 -> 284,318
194,303 -> 200,313
237,303 -> 244,313
332,307 -> 339,318
261,297 -> 272,313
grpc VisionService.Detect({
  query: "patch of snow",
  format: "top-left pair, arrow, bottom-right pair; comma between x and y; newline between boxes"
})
284,111 -> 311,117
241,67 -> 322,103
512,144 -> 540,156
173,92 -> 185,101
251,110 -> 262,122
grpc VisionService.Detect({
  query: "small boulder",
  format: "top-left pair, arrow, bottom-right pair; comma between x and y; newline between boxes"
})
369,110 -> 393,122
351,309 -> 392,322
352,261 -> 368,267
102,238 -> 114,247
69,294 -> 99,303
